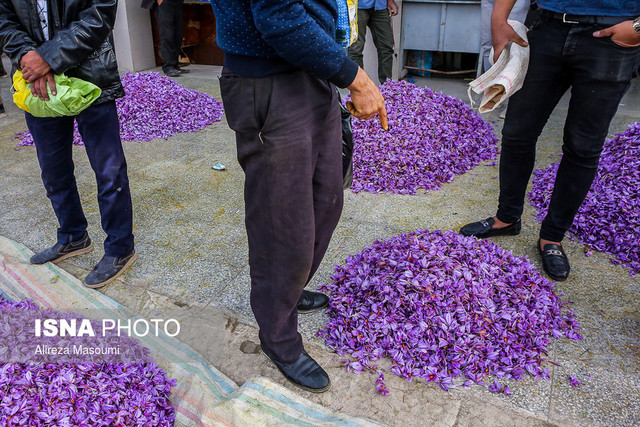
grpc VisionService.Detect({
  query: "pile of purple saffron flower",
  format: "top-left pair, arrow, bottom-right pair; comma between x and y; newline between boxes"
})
0,299 -> 176,426
350,80 -> 499,194
14,72 -> 224,147
319,229 -> 582,394
528,122 -> 640,275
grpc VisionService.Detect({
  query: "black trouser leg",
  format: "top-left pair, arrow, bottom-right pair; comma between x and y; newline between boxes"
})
155,0 -> 184,72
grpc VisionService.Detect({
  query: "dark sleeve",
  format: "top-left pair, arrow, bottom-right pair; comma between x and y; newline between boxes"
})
0,0 -> 40,70
36,0 -> 118,74
141,0 -> 156,10
250,0 -> 359,88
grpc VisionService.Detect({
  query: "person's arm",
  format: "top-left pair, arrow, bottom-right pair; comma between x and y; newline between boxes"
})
593,19 -> 640,47
34,0 -> 119,77
0,0 -> 55,99
490,0 -> 528,63
251,0 -> 387,129
0,0 -> 39,72
347,67 -> 388,129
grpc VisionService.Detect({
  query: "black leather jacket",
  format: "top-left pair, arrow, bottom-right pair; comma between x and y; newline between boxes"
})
0,0 -> 124,104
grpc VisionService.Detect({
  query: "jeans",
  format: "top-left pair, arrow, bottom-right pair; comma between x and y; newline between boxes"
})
25,101 -> 134,257
349,8 -> 394,84
497,15 -> 640,242
219,69 -> 343,363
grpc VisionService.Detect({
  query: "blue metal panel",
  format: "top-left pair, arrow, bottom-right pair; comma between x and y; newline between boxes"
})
400,0 -> 481,54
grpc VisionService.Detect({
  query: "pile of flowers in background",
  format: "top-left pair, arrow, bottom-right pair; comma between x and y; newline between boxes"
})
0,299 -> 176,426
319,229 -> 581,394
14,72 -> 224,147
528,122 -> 640,275
350,80 -> 499,194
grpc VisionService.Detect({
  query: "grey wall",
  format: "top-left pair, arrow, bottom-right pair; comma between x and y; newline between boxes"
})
113,0 -> 156,72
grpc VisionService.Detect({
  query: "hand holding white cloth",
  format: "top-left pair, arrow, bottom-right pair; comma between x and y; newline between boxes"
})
468,20 -> 529,113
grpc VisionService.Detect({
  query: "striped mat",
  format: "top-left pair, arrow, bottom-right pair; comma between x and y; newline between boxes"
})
0,236 -> 382,427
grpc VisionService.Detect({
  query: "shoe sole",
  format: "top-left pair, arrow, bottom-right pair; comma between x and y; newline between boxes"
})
261,351 -> 332,393
473,226 -> 521,239
84,253 -> 137,289
36,243 -> 95,264
297,302 -> 329,314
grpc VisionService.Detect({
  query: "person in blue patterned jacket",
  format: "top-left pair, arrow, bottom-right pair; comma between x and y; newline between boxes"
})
209,0 -> 388,392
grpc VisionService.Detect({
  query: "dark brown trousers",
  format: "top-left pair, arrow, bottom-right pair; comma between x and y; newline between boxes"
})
219,68 -> 343,363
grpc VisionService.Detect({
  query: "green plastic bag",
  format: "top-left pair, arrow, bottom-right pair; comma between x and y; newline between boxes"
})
13,70 -> 102,117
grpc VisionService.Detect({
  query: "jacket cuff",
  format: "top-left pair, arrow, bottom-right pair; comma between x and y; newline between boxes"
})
37,43 -> 67,75
328,56 -> 359,88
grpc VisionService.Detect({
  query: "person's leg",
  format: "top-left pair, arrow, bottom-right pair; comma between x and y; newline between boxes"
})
76,101 -> 134,257
155,0 -> 182,72
25,114 -> 88,245
170,0 -> 184,66
496,18 -> 572,225
348,8 -> 371,69
369,9 -> 395,84
540,26 -> 640,243
306,87 -> 343,284
220,69 -> 341,364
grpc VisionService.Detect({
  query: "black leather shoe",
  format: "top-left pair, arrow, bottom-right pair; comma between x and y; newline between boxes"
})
297,290 -> 329,313
84,249 -> 137,288
538,239 -> 570,282
177,67 -> 190,74
30,232 -> 93,264
263,347 -> 331,393
460,217 -> 521,238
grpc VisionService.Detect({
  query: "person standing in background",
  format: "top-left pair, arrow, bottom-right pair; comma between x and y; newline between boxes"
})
142,0 -> 190,77
349,0 -> 398,84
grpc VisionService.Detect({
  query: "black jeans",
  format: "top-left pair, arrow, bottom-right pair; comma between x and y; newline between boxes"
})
155,0 -> 184,72
219,69 -> 343,363
497,16 -> 640,242
25,101 -> 134,257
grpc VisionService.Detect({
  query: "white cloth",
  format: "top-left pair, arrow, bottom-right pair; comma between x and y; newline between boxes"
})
37,0 -> 49,41
480,0 -> 530,74
468,20 -> 529,113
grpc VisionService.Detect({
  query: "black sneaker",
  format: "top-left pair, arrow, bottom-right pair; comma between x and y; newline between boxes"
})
163,67 -> 189,77
84,249 -> 137,288
163,67 -> 182,77
30,232 -> 93,264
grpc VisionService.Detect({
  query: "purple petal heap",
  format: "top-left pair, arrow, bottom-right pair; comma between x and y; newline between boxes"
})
350,80 -> 499,194
0,299 -> 176,426
14,72 -> 224,148
319,229 -> 581,394
528,122 -> 640,275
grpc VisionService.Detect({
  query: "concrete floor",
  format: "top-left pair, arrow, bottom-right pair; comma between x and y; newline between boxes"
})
0,62 -> 639,426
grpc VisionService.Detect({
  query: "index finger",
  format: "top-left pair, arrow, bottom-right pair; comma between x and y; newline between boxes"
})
378,104 -> 389,130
